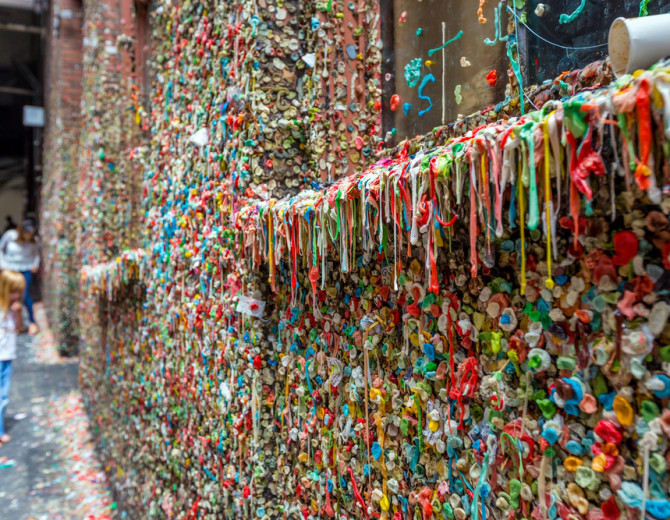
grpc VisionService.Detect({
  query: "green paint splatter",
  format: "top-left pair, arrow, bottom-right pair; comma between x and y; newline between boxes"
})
404,58 -> 422,88
454,84 -> 463,104
427,30 -> 464,57
559,0 -> 587,24
506,41 -> 525,115
639,0 -> 652,16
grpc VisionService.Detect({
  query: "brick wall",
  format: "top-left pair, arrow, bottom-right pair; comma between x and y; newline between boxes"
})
42,0 -> 84,354
45,0 -> 83,119
42,0 -> 147,354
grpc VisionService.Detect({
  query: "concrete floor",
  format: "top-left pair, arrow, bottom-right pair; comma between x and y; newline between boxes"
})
0,333 -> 80,518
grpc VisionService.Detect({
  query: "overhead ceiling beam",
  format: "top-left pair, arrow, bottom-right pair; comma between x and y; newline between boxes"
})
0,0 -> 37,10
0,85 -> 33,96
0,21 -> 44,35
12,58 -> 41,94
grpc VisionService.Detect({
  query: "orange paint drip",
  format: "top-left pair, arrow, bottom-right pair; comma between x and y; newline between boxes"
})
478,0 -> 487,23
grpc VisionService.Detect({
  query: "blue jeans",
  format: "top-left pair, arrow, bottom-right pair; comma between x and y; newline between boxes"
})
0,360 -> 11,436
21,271 -> 34,324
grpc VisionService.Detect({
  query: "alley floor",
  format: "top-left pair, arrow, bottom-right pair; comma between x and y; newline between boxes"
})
0,304 -> 117,520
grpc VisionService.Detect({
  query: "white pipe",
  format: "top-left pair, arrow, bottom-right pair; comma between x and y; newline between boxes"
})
609,14 -> 670,77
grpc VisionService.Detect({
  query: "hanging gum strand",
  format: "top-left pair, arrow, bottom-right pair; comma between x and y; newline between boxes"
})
543,119 -> 554,290
268,200 -> 275,290
518,156 -> 527,295
481,151 -> 492,248
470,177 -> 478,278
363,343 -> 372,490
634,79 -> 653,191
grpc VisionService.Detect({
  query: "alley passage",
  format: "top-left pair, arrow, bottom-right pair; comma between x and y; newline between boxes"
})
0,304 -> 116,520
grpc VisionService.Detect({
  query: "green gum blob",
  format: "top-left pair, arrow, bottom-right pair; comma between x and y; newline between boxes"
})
536,398 -> 557,419
575,466 -> 599,490
470,404 -> 484,422
649,453 -> 667,475
509,479 -> 522,509
556,356 -> 576,371
592,373 -> 608,397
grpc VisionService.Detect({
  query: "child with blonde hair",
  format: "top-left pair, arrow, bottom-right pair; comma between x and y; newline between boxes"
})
0,270 -> 25,446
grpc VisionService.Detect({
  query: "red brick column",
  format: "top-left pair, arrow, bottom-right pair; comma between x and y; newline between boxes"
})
42,0 -> 84,353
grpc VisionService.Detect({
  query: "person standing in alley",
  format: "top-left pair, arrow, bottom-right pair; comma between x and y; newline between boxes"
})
0,219 -> 40,335
0,270 -> 25,446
